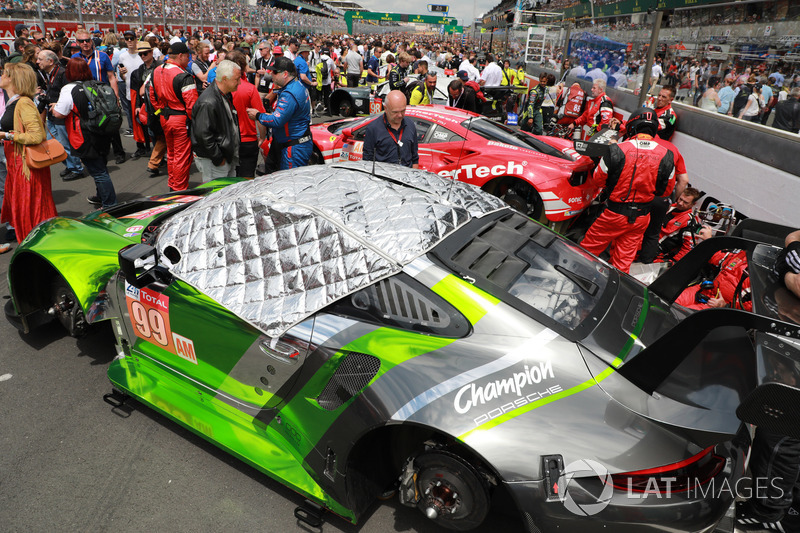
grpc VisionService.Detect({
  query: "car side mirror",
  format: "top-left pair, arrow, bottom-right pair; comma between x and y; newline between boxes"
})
119,243 -> 172,290
341,127 -> 353,140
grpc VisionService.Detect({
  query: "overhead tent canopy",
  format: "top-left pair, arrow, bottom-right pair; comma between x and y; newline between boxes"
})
570,31 -> 626,51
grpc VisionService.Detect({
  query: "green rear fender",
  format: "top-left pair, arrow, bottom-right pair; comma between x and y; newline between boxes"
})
8,217 -> 133,324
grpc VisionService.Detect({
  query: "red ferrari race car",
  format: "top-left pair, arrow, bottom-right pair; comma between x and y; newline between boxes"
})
302,106 -> 601,223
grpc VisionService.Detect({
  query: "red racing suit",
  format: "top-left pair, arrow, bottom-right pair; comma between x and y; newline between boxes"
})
676,250 -> 751,311
572,91 -> 613,140
655,103 -> 677,140
149,59 -> 198,190
653,205 -> 701,262
580,134 -> 675,273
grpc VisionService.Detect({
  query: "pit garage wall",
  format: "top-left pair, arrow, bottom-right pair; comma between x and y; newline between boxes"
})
524,66 -> 800,228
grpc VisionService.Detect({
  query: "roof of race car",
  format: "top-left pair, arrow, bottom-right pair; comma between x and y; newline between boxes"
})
155,162 -> 506,338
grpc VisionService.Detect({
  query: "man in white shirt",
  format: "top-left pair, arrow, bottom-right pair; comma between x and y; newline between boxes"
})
458,55 -> 480,82
587,62 -> 608,83
480,54 -> 503,86
570,62 -> 587,78
115,31 -> 143,138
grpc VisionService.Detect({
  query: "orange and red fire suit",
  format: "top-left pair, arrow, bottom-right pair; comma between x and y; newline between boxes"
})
580,133 -> 675,273
676,249 -> 751,311
149,59 -> 198,190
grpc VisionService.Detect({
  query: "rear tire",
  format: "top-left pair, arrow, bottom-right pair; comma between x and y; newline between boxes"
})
414,451 -> 490,531
338,99 -> 354,117
309,148 -> 324,165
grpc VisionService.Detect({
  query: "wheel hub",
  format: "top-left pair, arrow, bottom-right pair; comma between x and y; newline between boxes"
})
422,478 -> 461,519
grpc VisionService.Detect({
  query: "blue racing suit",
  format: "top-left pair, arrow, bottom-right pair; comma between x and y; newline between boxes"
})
255,78 -> 313,170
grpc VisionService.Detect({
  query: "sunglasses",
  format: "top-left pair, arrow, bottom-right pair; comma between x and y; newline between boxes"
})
138,51 -> 152,56
125,36 -> 136,41
35,38 -> 45,43
76,38 -> 92,43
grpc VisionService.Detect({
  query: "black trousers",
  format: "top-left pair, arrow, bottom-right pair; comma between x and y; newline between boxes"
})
236,140 -> 259,178
346,74 -> 360,87
638,197 -> 671,263
748,429 -> 800,520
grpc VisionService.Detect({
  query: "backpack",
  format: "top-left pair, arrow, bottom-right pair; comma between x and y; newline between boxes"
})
319,58 -> 329,82
732,84 -> 753,117
78,80 -> 122,134
464,80 -> 486,102
403,79 -> 422,102
141,72 -> 163,136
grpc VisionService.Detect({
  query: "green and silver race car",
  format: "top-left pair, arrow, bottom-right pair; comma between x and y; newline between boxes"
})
6,162 -> 800,531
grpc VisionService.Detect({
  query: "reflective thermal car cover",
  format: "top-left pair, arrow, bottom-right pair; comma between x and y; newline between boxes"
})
155,162 -> 505,337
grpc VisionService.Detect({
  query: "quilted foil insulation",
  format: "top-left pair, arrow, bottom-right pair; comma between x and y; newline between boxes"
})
156,162 -> 505,337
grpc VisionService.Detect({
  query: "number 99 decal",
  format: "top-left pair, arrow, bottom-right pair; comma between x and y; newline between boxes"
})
125,282 -> 177,356
130,301 -> 170,346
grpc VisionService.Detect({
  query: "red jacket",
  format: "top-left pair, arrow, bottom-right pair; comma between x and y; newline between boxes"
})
149,59 -> 198,119
655,205 -> 701,262
678,250 -> 751,311
655,104 -> 677,140
232,77 -> 265,143
562,83 -> 585,118
592,134 -> 675,205
573,91 -> 613,139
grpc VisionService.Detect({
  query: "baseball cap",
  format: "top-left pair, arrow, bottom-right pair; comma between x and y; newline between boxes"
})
265,56 -> 296,74
15,23 -> 28,33
54,30 -> 66,39
168,41 -> 191,55
123,30 -> 136,38
457,70 -> 469,81
272,45 -> 283,55
288,37 -> 299,46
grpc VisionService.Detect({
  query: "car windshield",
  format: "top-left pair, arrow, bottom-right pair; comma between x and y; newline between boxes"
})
461,117 -> 572,160
327,116 -> 375,135
433,210 -> 612,336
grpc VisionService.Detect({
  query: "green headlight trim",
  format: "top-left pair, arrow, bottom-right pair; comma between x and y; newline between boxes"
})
460,288 -> 650,440
275,274 -> 500,459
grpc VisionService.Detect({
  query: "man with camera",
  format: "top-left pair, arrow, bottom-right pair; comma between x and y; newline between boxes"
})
36,49 -> 85,181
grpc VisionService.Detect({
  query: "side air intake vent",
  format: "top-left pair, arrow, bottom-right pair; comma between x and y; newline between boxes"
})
317,352 -> 380,411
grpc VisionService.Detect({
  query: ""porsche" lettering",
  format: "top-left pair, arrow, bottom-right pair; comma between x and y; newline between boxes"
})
454,360 -> 554,414
437,161 -> 525,180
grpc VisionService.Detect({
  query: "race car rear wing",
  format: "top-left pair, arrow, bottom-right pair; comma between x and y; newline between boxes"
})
619,231 -> 800,438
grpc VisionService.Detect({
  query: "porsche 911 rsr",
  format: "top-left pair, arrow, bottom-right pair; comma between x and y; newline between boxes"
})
6,163 -> 800,532
310,105 -> 600,222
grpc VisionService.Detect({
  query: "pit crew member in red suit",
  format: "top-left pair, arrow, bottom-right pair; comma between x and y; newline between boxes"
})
580,108 -> 675,273
649,187 -> 703,263
654,85 -> 678,140
567,78 -> 614,141
149,41 -> 198,191
675,247 -> 751,311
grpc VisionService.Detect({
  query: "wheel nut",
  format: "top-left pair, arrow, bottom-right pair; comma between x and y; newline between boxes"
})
425,506 -> 438,520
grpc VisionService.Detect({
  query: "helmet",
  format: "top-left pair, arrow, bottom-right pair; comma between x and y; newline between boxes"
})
624,107 -> 659,138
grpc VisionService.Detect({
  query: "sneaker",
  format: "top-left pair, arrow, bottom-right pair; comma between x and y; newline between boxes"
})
130,149 -> 148,161
62,171 -> 84,182
60,167 -> 72,178
115,154 -> 127,165
0,243 -> 10,254
146,167 -> 160,177
123,129 -> 134,137
736,501 -> 800,532
87,196 -> 102,207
